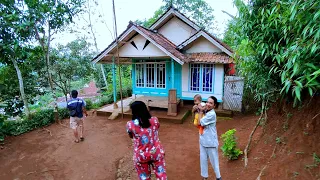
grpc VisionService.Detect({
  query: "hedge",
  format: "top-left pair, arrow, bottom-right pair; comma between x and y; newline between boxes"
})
0,108 -> 69,142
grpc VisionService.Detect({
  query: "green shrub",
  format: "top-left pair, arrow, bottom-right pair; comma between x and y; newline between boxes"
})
0,108 -> 69,142
58,108 -> 69,119
85,99 -> 93,110
92,103 -> 100,109
220,129 -> 243,160
0,114 -> 7,142
99,95 -> 113,106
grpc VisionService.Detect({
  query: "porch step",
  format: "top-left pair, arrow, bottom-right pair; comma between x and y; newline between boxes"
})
215,109 -> 233,118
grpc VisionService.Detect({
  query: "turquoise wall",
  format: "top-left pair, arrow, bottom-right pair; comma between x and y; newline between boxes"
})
132,59 -> 182,98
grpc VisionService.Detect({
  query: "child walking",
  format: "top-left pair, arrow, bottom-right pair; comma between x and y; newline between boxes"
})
192,94 -> 205,134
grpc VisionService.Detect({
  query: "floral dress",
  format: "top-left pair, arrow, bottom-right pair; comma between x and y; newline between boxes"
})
126,117 -> 167,180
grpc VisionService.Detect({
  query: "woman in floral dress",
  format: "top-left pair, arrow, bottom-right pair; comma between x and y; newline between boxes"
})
126,101 -> 167,180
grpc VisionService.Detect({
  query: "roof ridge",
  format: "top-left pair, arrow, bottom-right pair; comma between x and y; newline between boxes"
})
149,5 -> 200,30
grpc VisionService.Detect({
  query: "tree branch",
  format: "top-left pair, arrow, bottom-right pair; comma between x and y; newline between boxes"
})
52,79 -> 64,90
222,10 -> 236,19
34,24 -> 46,51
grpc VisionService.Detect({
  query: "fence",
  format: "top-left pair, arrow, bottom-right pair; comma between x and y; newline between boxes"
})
223,76 -> 244,112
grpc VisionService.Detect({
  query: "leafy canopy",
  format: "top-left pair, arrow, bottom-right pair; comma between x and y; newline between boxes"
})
225,0 -> 320,105
136,0 -> 215,32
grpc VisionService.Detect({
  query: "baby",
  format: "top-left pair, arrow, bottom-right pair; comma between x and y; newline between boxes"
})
192,94 -> 205,135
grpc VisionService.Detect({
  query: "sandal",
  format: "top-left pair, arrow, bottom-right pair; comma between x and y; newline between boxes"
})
80,137 -> 85,141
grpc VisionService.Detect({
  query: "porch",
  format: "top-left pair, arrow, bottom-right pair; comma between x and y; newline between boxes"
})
96,95 -> 189,124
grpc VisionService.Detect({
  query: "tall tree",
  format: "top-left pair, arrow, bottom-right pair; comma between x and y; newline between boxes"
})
136,0 -> 216,32
25,0 -> 84,116
84,0 -> 108,89
50,38 -> 95,101
0,1 -> 34,117
0,47 -> 42,116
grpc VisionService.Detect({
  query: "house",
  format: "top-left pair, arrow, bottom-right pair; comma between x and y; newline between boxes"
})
92,7 -> 234,115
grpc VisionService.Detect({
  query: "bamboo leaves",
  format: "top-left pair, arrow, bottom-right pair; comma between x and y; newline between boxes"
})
228,0 -> 320,106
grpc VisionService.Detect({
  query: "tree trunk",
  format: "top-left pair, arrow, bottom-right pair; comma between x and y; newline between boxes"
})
34,22 -> 59,122
100,64 -> 108,88
45,29 -> 59,119
11,58 -> 30,117
244,99 -> 266,167
87,0 -> 108,88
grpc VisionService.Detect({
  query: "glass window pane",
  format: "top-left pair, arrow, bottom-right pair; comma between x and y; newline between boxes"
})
157,63 -> 166,88
135,64 -> 144,87
202,64 -> 213,92
190,64 -> 200,91
146,64 -> 155,87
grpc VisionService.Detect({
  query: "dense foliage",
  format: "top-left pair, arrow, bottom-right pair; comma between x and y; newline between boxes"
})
0,108 -> 69,142
224,0 -> 320,106
50,38 -> 95,100
136,0 -> 216,32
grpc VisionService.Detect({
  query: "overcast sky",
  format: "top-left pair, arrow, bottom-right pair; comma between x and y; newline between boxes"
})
56,0 -> 238,51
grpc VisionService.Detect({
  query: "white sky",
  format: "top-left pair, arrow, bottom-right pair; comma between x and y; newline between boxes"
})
56,0 -> 237,51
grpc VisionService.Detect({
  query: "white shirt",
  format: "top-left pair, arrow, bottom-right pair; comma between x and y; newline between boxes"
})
200,109 -> 219,147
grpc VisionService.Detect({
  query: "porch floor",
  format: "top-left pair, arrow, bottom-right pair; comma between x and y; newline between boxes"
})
133,96 -> 180,109
96,95 -> 189,124
96,96 -> 233,123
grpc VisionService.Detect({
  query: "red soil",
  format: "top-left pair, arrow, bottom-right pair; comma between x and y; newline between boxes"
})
0,97 -> 319,180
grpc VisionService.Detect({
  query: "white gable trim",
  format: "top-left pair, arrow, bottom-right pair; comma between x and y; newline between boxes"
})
92,26 -> 184,65
133,27 -> 184,65
150,8 -> 200,31
92,26 -> 135,64
177,31 -> 233,57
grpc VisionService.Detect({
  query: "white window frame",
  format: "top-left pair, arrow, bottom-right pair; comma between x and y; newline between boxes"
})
190,64 -> 201,91
135,61 -> 166,89
135,64 -> 144,87
146,64 -> 155,88
189,63 -> 214,92
156,63 -> 166,88
202,64 -> 214,92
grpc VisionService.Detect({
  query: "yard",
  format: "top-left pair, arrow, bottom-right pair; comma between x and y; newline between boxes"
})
0,112 -> 265,180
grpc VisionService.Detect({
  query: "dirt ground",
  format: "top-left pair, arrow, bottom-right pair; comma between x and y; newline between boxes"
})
0,104 -> 319,180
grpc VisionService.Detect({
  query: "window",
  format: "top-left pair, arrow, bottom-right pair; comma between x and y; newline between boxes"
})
157,64 -> 166,88
190,64 -> 200,91
136,64 -> 144,87
202,64 -> 214,92
146,64 -> 155,87
135,62 -> 166,88
189,63 -> 214,92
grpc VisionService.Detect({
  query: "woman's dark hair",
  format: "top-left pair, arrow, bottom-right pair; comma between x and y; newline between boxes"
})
130,101 -> 151,128
209,96 -> 219,108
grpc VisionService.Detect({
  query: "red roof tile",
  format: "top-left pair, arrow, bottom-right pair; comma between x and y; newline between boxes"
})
186,53 -> 234,64
135,25 -> 190,63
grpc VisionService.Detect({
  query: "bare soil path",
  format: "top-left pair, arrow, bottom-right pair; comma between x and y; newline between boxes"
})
0,113 -> 265,180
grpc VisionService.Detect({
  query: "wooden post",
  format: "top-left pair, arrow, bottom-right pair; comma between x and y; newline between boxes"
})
171,58 -> 174,88
112,56 -> 118,109
54,111 -> 59,123
167,89 -> 178,116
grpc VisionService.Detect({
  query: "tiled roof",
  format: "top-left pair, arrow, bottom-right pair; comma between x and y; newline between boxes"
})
186,52 -> 234,64
92,7 -> 234,65
135,25 -> 190,63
